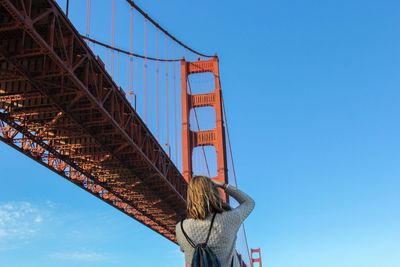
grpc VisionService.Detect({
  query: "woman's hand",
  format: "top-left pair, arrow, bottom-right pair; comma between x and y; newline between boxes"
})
211,179 -> 226,189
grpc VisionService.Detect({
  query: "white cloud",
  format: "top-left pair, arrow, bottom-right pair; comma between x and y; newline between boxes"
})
0,201 -> 44,250
49,251 -> 107,261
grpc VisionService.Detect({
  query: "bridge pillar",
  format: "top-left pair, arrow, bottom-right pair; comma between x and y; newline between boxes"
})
250,248 -> 263,267
180,56 -> 229,202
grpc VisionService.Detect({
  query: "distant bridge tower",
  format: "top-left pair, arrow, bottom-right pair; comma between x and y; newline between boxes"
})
180,57 -> 229,202
250,248 -> 263,267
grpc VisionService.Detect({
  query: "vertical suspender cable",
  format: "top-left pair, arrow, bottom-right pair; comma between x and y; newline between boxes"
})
111,0 -> 116,78
124,0 -> 213,58
174,61 -> 178,164
85,0 -> 91,48
144,18 -> 148,123
156,29 -> 160,140
86,0 -> 91,37
117,52 -> 120,84
105,48 -> 109,70
66,0 -> 69,17
129,6 -> 134,107
135,49 -> 138,111
165,41 -> 169,156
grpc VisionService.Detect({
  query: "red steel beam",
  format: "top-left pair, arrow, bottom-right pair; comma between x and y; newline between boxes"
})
0,0 -> 188,242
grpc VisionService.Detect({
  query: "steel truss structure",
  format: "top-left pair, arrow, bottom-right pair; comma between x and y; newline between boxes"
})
0,0 -> 187,242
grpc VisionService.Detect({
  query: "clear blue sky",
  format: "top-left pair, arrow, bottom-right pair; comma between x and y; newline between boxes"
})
1,0 -> 400,266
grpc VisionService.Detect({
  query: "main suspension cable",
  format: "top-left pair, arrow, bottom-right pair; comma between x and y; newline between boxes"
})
82,36 -> 181,62
124,0 -> 213,58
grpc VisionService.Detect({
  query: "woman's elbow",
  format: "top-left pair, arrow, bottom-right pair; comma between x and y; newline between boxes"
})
249,198 -> 256,213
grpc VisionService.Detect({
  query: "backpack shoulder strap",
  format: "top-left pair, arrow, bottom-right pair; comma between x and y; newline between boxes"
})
180,219 -> 196,248
180,213 -> 217,248
205,212 -> 217,245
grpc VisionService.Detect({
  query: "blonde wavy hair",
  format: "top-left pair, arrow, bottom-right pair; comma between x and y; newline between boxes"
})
186,175 -> 231,220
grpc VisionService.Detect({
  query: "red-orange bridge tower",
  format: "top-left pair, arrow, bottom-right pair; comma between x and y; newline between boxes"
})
0,0 -> 262,265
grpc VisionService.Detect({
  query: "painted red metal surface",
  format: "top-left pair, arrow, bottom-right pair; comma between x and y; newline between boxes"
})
0,0 -> 187,242
251,248 -> 263,267
180,57 -> 229,202
181,57 -> 249,266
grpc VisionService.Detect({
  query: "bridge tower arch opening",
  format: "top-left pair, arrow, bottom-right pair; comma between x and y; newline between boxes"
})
250,248 -> 263,267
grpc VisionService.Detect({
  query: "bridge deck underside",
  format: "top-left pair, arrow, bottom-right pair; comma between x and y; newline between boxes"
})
0,0 -> 187,242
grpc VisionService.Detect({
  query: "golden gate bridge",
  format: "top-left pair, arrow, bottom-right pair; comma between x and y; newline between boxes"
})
0,0 -> 262,266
